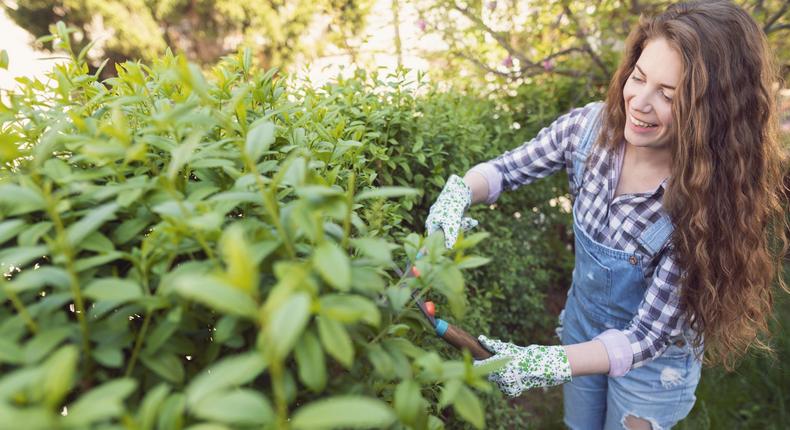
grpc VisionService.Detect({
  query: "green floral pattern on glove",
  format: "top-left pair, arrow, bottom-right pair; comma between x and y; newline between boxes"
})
425,174 -> 478,249
474,335 -> 572,397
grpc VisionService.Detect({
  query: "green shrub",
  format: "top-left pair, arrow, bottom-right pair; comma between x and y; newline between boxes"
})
0,26 -> 507,429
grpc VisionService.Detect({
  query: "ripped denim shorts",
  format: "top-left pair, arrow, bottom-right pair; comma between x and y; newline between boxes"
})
557,291 -> 702,430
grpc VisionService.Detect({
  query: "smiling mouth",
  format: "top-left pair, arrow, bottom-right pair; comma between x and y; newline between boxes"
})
630,115 -> 657,128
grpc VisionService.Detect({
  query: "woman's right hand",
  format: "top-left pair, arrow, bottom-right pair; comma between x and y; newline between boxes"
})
424,174 -> 478,249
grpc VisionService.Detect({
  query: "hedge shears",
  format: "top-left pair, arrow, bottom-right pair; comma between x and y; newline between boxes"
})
395,250 -> 493,360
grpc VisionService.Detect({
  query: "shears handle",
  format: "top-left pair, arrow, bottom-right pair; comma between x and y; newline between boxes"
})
410,251 -> 493,360
434,318 -> 493,360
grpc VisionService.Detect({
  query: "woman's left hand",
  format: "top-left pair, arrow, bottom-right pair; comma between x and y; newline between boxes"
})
473,335 -> 572,397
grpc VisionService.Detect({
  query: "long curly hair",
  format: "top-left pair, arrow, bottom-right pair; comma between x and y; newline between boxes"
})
596,0 -> 789,369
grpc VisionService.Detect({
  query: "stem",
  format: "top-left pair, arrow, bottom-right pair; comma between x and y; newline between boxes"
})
269,355 -> 289,428
43,184 -> 93,379
368,266 -> 432,345
244,156 -> 296,258
125,248 -> 153,377
125,312 -> 152,377
3,285 -> 38,334
342,171 -> 356,249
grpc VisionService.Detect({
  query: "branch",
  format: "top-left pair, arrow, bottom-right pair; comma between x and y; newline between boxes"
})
766,22 -> 790,33
562,3 -> 610,78
451,3 -> 594,80
763,0 -> 790,33
454,51 -> 516,78
451,2 -> 535,68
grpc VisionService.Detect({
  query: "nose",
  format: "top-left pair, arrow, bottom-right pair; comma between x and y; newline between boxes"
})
629,88 -> 654,114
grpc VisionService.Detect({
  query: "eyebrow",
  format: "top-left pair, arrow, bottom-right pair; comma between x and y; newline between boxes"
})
635,65 -> 676,90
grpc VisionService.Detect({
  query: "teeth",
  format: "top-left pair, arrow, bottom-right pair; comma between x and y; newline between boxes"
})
631,115 -> 657,128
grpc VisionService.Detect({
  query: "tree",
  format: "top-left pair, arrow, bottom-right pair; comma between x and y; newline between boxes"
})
414,0 -> 790,96
2,0 -> 374,76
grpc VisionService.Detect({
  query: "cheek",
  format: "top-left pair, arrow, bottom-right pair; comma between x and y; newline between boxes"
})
622,81 -> 635,100
659,107 -> 674,127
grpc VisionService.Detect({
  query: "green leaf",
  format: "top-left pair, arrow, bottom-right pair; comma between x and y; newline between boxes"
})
220,225 -> 258,294
266,292 -> 311,359
436,265 -> 466,317
453,231 -> 489,250
112,217 -> 151,244
73,251 -> 125,272
394,379 -> 422,425
168,133 -> 201,181
0,219 -> 26,244
7,267 -> 70,293
140,352 -> 185,384
350,266 -> 386,293
157,393 -> 186,430
354,186 -> 418,201
17,221 -> 52,246
64,378 -> 137,427
84,278 -> 143,303
291,396 -> 396,430
319,294 -> 380,327
24,327 -> 71,363
385,286 -> 411,312
138,384 -> 171,430
193,389 -> 274,425
0,50 -> 8,70
438,379 -> 462,408
294,185 -> 344,201
186,352 -> 267,407
245,120 -> 275,163
453,386 -> 484,429
0,245 -> 47,272
0,184 -> 45,216
0,338 -> 23,364
172,274 -> 258,320
92,346 -> 124,368
457,256 -> 491,270
313,241 -> 351,291
366,344 -> 394,379
316,316 -> 353,368
66,202 -> 119,247
350,237 -> 395,265
81,231 -> 115,253
471,356 -> 511,376
144,307 -> 182,354
294,329 -> 326,392
41,345 -> 78,408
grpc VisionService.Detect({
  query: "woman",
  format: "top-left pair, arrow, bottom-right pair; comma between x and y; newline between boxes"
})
424,1 -> 788,428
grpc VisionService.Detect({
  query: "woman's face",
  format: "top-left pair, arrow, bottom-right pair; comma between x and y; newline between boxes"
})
622,37 -> 681,150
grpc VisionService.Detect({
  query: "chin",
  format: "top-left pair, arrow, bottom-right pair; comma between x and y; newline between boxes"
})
623,130 -> 669,149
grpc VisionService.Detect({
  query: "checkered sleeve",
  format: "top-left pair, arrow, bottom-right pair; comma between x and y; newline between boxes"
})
467,103 -> 599,204
622,250 -> 687,369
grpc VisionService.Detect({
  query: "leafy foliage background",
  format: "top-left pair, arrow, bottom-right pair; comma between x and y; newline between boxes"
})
1,0 -> 789,429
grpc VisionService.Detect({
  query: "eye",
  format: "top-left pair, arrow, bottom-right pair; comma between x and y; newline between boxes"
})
630,74 -> 644,83
660,89 -> 673,102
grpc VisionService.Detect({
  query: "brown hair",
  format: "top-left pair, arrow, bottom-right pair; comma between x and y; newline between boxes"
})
597,0 -> 789,369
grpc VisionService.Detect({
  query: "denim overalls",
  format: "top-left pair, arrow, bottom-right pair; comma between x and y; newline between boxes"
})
558,105 -> 702,430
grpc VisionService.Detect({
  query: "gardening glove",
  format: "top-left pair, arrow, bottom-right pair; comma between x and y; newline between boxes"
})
473,335 -> 572,397
424,174 -> 478,249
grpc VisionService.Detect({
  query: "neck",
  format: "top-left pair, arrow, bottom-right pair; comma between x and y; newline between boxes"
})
624,142 -> 672,175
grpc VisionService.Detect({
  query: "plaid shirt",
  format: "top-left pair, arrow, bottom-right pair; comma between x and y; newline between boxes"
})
469,102 -> 688,374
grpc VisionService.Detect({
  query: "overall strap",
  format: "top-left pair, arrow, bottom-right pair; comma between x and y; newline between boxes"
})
572,102 -> 605,190
636,215 -> 674,256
